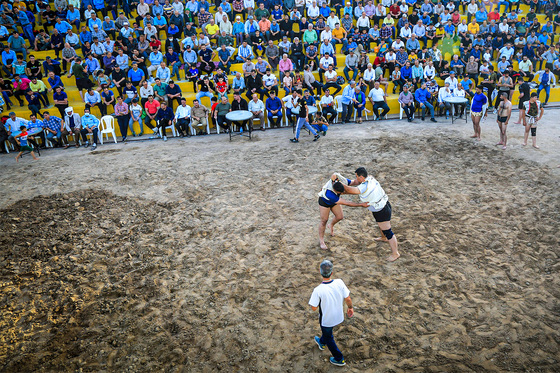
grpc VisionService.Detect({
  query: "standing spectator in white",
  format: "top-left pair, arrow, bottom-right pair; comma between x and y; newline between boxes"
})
308,260 -> 353,367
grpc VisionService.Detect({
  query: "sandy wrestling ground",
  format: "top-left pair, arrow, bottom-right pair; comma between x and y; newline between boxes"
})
0,109 -> 559,372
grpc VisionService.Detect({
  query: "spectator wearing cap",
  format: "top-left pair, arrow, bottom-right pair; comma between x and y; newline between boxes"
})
120,22 -> 134,40
309,260 -> 353,367
91,24 -> 108,42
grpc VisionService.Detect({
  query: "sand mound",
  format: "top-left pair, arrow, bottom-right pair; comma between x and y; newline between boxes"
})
0,134 -> 559,372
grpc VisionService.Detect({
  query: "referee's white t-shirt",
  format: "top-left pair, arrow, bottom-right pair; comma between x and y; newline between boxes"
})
308,279 -> 350,328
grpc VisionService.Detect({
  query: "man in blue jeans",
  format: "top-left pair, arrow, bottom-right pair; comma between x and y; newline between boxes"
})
536,67 -> 555,106
309,260 -> 353,367
414,82 -> 437,122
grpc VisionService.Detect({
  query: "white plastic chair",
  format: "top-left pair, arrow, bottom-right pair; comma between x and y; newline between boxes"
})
353,107 -> 370,122
159,121 -> 178,137
4,139 -> 12,153
251,115 -> 264,130
190,118 -> 211,135
334,95 -> 343,123
266,110 -> 280,128
399,104 -> 414,120
99,115 -> 117,144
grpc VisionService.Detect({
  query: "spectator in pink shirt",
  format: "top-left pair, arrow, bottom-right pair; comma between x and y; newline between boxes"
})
12,75 -> 31,106
278,53 -> 293,76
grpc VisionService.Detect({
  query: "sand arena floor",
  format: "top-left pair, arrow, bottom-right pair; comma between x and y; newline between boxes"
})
0,111 -> 559,372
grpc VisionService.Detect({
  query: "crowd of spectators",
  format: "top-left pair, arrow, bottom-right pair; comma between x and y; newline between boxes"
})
1,0 -> 559,153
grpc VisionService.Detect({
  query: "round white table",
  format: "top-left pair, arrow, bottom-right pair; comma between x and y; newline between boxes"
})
11,127 -> 44,138
443,96 -> 469,123
291,105 -> 318,115
226,110 -> 253,140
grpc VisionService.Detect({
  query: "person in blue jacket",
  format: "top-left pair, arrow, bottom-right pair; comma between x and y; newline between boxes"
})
414,82 -> 437,122
265,90 -> 283,127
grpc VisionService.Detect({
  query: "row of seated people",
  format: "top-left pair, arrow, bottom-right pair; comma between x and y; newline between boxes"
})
2,75 -> 500,157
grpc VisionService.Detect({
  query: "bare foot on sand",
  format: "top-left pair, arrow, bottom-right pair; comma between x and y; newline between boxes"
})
15,156 -> 19,162
496,142 -> 503,146
320,241 -> 328,250
476,137 -> 481,141
387,253 -> 401,262
374,236 -> 389,242
513,121 -> 521,125
522,142 -> 527,146
533,145 -> 540,149
326,223 -> 334,236
470,135 -> 477,138
502,146 -> 507,150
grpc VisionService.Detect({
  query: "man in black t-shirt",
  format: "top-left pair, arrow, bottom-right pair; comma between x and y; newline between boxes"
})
198,45 -> 215,74
111,66 -> 127,96
245,70 -> 266,101
514,80 -> 531,124
165,80 -> 182,110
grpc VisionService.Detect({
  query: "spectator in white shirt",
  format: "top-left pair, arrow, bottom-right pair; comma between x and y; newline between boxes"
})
248,93 -> 266,130
423,61 -> 436,80
363,63 -> 376,91
368,81 -> 390,120
320,26 -> 332,42
444,71 -> 459,91
173,97 -> 191,137
319,88 -> 337,123
438,82 -> 453,118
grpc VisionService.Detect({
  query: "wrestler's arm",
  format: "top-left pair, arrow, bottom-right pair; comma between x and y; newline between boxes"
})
348,179 -> 361,186
336,198 -> 368,207
343,185 -> 362,195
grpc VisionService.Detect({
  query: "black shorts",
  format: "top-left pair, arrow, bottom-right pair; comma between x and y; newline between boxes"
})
318,197 -> 336,208
372,201 -> 392,223
76,78 -> 91,90
518,99 -> 528,110
497,116 -> 508,123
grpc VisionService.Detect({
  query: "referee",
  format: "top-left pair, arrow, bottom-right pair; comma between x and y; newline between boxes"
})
309,260 -> 353,367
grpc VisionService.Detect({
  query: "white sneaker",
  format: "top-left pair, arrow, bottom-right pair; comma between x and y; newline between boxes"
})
91,143 -> 97,150
163,136 -> 168,141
